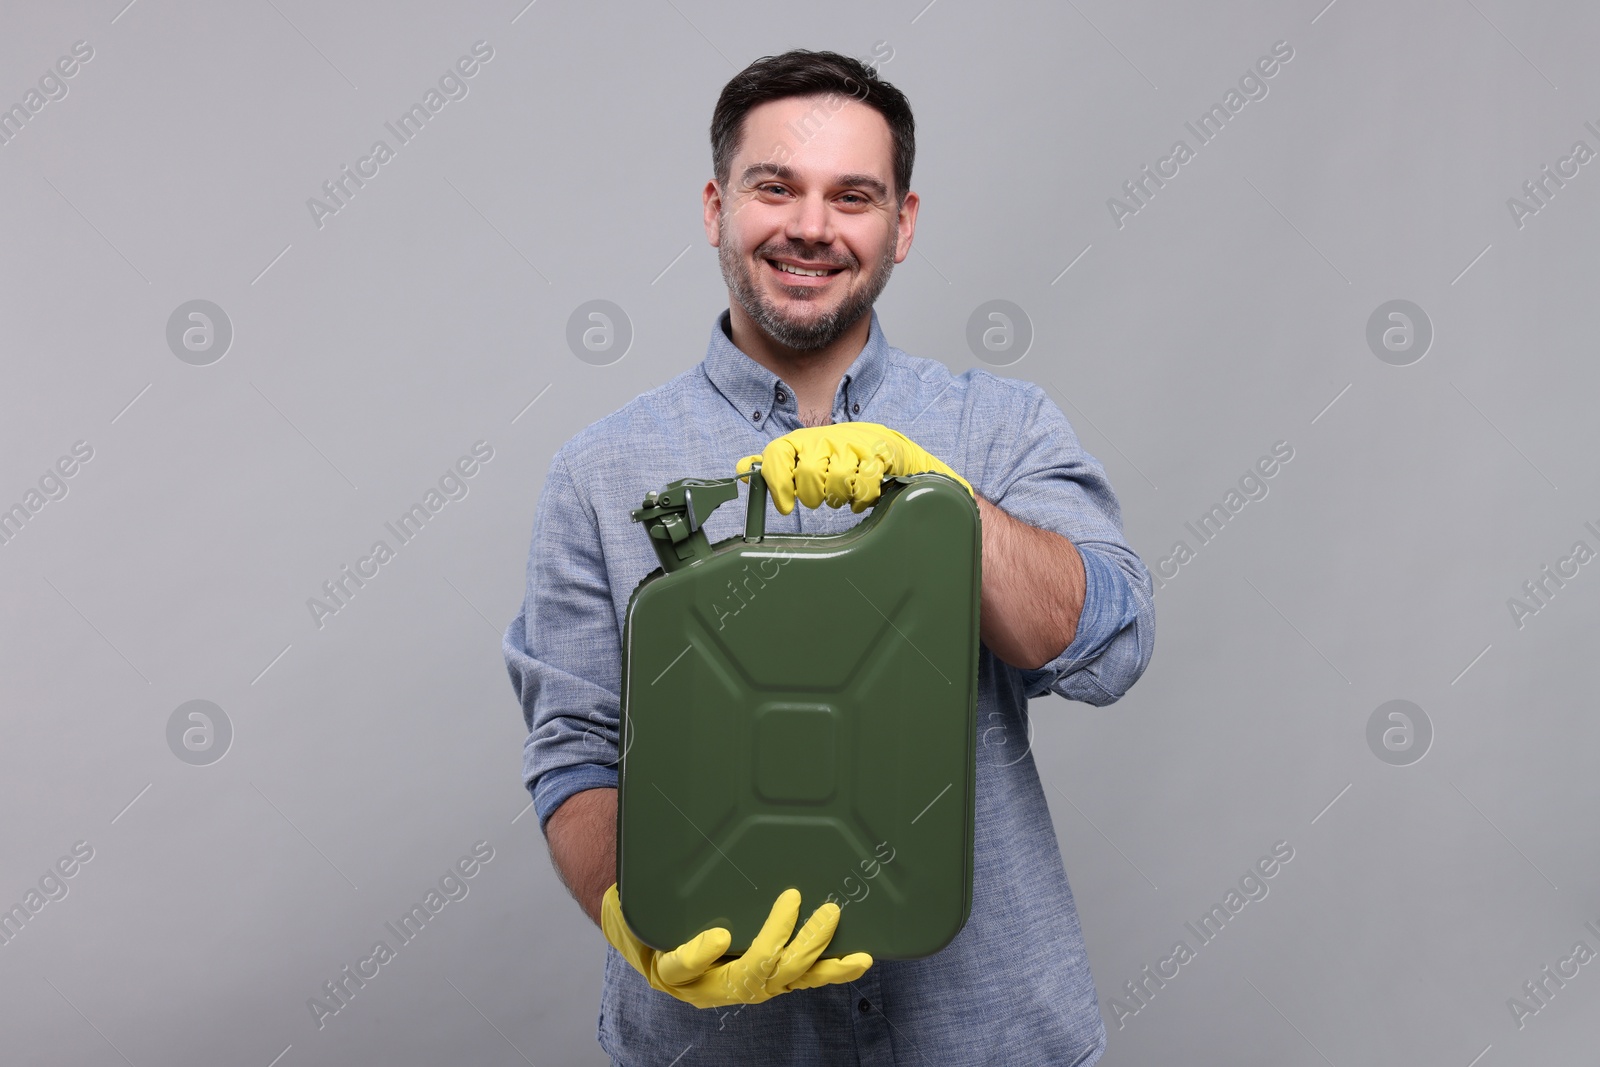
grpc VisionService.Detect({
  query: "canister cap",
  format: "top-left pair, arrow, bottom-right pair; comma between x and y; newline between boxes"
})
631,475 -> 744,573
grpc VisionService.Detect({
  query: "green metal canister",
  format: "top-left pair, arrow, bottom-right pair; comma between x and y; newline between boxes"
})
616,462 -> 980,960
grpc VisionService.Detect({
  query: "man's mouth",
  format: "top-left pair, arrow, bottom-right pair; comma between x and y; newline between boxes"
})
766,257 -> 846,282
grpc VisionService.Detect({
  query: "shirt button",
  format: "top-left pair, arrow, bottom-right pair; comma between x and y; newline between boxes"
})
857,997 -> 871,1014
852,403 -> 860,415
752,410 -> 761,422
775,387 -> 787,403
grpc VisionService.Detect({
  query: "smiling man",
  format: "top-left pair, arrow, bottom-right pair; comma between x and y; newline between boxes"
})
504,49 -> 1156,1066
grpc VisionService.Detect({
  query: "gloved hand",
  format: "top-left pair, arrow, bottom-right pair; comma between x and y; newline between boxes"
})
737,422 -> 974,515
600,882 -> 872,1009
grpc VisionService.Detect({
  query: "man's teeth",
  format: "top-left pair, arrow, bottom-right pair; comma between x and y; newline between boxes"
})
773,261 -> 837,277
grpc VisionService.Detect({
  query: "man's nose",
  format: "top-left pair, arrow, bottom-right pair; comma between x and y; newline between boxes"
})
784,193 -> 833,247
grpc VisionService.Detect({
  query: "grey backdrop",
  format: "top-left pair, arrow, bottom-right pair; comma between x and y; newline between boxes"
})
3,0 -> 1597,1064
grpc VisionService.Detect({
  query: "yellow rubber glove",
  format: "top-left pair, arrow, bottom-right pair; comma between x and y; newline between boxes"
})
737,422 -> 974,515
600,883 -> 872,1009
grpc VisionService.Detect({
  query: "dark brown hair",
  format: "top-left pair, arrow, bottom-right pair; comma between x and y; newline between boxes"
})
710,49 -> 915,205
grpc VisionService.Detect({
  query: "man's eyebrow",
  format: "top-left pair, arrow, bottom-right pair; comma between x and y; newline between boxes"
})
834,174 -> 889,199
739,162 -> 889,199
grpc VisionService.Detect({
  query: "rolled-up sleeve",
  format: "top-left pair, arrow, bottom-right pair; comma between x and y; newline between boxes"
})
988,382 -> 1155,705
502,449 -> 621,835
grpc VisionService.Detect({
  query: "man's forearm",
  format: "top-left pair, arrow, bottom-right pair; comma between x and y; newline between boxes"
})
545,786 -> 617,927
975,494 -> 1086,670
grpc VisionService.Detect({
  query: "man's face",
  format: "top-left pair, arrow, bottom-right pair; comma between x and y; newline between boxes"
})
705,94 -> 917,351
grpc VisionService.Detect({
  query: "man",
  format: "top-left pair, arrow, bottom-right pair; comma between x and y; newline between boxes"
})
503,49 -> 1155,1066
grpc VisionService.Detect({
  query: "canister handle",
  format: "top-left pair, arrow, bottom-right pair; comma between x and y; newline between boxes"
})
738,461 -> 921,545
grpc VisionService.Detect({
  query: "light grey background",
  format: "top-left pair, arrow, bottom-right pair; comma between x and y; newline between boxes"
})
2,0 -> 1596,1064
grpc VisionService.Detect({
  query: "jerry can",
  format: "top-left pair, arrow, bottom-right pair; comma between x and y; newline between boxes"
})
615,461 -> 981,960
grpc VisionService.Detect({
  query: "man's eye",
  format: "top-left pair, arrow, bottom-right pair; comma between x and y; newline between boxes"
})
839,193 -> 866,205
758,183 -> 789,196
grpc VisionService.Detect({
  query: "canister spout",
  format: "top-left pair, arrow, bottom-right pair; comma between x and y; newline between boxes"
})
630,476 -> 737,572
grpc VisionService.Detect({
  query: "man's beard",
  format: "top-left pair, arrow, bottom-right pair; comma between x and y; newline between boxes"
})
718,213 -> 897,351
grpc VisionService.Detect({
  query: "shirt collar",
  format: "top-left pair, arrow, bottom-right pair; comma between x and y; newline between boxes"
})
701,307 -> 891,429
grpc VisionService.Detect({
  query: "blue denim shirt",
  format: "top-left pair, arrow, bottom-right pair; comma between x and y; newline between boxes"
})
503,308 -> 1155,1066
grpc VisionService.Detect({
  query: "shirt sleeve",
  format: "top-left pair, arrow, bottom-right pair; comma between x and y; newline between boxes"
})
502,448 -> 621,836
987,381 -> 1155,705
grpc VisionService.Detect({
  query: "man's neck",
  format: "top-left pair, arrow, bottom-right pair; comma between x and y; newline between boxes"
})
726,301 -> 871,424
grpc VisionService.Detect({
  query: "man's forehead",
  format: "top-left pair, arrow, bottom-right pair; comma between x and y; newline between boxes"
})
733,95 -> 894,179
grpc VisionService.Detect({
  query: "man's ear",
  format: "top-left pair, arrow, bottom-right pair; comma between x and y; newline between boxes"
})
703,180 -> 724,247
893,190 -> 920,264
